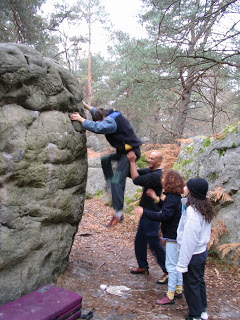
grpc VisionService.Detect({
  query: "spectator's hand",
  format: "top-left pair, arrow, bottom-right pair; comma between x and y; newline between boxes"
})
127,150 -> 137,162
146,188 -> 157,201
133,206 -> 143,218
69,112 -> 85,123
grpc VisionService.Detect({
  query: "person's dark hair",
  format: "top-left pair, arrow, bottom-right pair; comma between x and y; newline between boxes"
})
186,195 -> 215,223
162,170 -> 185,195
92,108 -> 109,121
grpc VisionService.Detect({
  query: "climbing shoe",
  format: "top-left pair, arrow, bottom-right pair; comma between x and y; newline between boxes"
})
156,294 -> 175,305
174,292 -> 183,299
130,267 -> 149,275
106,216 -> 120,227
156,273 -> 168,284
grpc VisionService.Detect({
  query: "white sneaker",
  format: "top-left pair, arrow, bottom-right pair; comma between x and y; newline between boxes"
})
201,311 -> 208,320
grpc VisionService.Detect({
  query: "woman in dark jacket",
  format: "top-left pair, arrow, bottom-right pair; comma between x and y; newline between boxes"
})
133,170 -> 185,305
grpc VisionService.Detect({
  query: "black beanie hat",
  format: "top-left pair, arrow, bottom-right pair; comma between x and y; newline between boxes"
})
186,178 -> 208,200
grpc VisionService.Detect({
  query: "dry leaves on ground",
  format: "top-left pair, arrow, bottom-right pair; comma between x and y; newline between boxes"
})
55,198 -> 240,320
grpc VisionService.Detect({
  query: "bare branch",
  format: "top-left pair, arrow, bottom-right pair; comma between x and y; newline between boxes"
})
10,5 -> 21,42
176,52 -> 240,68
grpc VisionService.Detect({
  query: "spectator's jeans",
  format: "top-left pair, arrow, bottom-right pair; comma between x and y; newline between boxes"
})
101,147 -> 141,212
183,251 -> 208,318
134,226 -> 167,274
165,241 -> 182,292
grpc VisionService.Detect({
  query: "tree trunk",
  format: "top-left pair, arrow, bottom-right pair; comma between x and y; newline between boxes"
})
88,10 -> 92,105
173,69 -> 194,140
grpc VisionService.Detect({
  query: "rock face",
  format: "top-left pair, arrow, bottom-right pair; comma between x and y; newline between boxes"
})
174,122 -> 240,254
0,44 -> 87,304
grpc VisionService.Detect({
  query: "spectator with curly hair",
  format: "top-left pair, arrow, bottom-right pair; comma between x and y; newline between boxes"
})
133,170 -> 185,305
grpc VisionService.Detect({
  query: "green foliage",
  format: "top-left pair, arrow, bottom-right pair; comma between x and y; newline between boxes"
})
126,189 -> 142,204
73,0 -> 109,25
124,204 -> 135,216
222,122 -> 239,135
124,189 -> 142,215
207,250 -> 224,265
73,1 -> 240,141
118,4 -> 236,138
219,122 -> 239,140
217,148 -> 227,158
137,0 -> 240,139
0,0 -> 58,55
85,192 -> 92,199
172,161 -> 180,172
91,31 -> 179,142
210,172 -> 216,181
185,169 -> 192,180
2,0 -> 239,141
137,154 -> 148,169
94,189 -> 103,198
173,157 -> 193,180
196,164 -> 201,178
184,145 -> 194,154
124,200 -> 138,216
57,0 -> 110,71
208,249 -> 219,258
203,138 -> 213,148
76,53 -> 112,96
125,196 -> 134,205
182,158 -> 193,168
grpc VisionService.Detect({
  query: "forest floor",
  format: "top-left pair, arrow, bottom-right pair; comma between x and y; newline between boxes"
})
55,198 -> 240,320
55,145 -> 239,319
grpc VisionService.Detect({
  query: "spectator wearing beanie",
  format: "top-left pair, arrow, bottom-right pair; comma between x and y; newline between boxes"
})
176,178 -> 215,320
186,178 -> 209,200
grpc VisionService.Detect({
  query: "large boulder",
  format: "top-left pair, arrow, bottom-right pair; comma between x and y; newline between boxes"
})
174,122 -> 240,261
0,44 -> 87,304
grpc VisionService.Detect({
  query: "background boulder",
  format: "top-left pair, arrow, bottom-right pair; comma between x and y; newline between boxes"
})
0,43 -> 87,304
86,156 -> 140,205
174,122 -> 240,260
86,135 -> 101,152
86,134 -> 110,152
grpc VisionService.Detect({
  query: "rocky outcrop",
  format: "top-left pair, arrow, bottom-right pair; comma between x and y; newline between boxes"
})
0,44 -> 87,304
86,134 -> 109,152
174,122 -> 240,260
